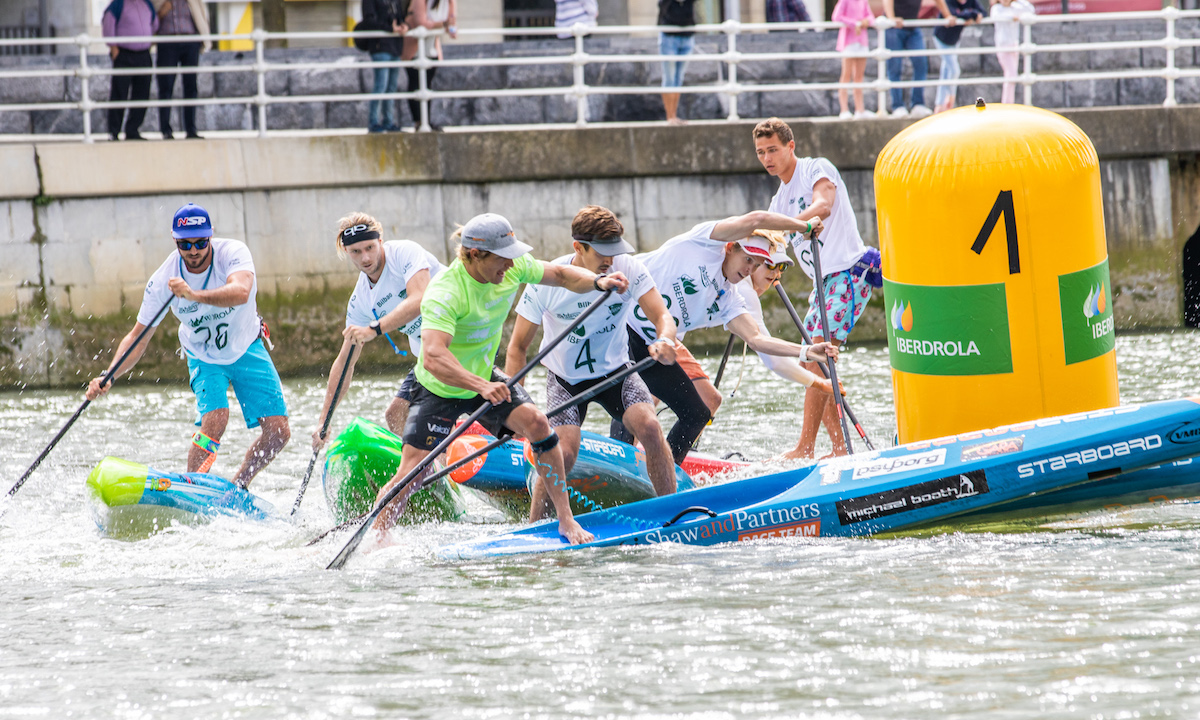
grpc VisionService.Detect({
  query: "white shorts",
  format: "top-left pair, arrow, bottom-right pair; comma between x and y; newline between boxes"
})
842,42 -> 869,57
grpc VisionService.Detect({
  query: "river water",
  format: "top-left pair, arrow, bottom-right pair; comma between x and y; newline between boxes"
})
3,332 -> 1200,719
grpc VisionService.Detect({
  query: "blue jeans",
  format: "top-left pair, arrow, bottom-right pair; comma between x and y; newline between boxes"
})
659,33 -> 694,88
885,27 -> 928,110
369,51 -> 400,130
934,36 -> 960,108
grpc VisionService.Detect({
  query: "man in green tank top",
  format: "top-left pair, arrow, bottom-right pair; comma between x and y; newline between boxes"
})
372,213 -> 629,545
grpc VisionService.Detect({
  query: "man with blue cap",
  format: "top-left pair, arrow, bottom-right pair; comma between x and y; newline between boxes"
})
86,203 -> 291,489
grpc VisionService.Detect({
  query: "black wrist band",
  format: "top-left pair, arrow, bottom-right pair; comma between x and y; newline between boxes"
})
593,274 -> 605,292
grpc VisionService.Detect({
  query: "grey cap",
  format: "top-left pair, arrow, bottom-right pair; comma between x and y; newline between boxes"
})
460,213 -> 533,260
572,232 -> 636,256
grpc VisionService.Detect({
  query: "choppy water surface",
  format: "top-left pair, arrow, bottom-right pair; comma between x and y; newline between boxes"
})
3,332 -> 1200,719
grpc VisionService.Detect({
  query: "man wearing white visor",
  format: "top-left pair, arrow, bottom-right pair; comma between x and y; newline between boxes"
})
371,212 -> 629,545
611,210 -> 840,462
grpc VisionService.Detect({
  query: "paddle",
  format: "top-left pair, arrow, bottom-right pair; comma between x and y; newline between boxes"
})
4,297 -> 174,509
290,344 -> 357,516
798,236 -> 855,454
325,288 -> 616,570
773,282 -> 875,451
306,354 -> 655,546
712,334 -> 737,390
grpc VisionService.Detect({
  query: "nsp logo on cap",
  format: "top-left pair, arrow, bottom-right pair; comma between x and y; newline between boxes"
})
172,203 -> 213,240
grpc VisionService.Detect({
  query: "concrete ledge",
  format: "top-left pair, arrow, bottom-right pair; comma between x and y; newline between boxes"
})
0,145 -> 41,200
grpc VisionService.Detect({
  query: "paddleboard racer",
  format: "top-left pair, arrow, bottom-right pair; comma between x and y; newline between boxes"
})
85,203 -> 290,489
505,205 -> 680,516
370,213 -> 630,545
310,213 -> 445,451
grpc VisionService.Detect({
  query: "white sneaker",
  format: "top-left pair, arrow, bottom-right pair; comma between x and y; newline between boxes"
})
890,106 -> 909,118
909,104 -> 933,118
838,110 -> 853,119
854,111 -> 872,119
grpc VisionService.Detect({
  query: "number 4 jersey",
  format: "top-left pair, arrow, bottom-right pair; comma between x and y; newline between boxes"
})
517,253 -> 655,383
138,238 -> 262,366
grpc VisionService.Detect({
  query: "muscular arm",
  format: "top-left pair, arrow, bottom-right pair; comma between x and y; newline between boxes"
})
85,322 -> 160,399
794,178 -> 837,223
709,211 -> 814,243
503,316 -> 540,383
378,269 -> 430,334
539,262 -> 628,294
173,270 -> 254,307
421,328 -> 497,397
636,287 -> 678,364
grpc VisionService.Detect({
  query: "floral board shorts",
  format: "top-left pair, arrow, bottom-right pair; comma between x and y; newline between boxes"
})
804,270 -> 872,343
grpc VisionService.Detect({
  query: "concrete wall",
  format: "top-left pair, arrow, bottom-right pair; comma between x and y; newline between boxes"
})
2,105 -> 1199,388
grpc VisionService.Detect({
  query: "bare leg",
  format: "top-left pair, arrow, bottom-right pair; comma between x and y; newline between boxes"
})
621,402 -> 676,496
693,377 -> 722,416
852,58 -> 866,113
819,396 -> 849,458
839,60 -> 852,114
371,443 -> 431,533
231,415 -> 291,489
663,93 -> 685,125
530,425 -> 581,522
384,396 -> 409,436
783,336 -> 845,460
189,409 -> 229,472
505,404 -> 592,544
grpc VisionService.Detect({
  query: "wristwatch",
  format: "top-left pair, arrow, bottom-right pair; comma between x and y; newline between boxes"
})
369,320 -> 383,336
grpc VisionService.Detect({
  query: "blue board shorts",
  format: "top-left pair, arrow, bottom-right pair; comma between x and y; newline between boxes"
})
804,270 -> 872,343
187,338 -> 288,428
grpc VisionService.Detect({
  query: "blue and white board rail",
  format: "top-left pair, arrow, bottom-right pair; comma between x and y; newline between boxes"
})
438,398 -> 1200,559
86,456 -> 280,537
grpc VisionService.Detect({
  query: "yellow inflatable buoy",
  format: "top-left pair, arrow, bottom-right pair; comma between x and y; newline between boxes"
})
875,102 -> 1118,444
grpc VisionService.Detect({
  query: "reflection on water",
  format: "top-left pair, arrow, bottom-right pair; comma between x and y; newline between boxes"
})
2,332 -> 1200,718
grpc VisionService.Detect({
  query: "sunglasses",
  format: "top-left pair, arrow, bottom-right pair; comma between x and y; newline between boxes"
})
176,239 -> 210,251
764,261 -> 790,272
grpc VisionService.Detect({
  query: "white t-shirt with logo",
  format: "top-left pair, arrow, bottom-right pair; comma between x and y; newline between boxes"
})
517,253 -> 655,382
137,238 -> 260,366
628,221 -> 750,343
733,278 -> 816,387
345,240 -> 445,357
768,156 -> 867,279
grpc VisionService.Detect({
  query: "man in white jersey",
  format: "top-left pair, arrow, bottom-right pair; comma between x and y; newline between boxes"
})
611,209 -> 839,463
754,117 -> 874,460
505,206 -> 680,513
85,203 -> 290,488
311,212 -> 445,451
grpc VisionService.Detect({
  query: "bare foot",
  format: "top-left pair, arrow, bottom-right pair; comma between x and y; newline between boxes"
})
779,448 -> 814,461
559,517 -> 594,544
666,117 -> 687,127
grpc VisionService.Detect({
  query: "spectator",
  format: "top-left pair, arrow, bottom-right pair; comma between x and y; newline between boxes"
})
766,0 -> 813,23
555,0 -> 598,39
402,0 -> 457,130
991,0 -> 1034,104
362,0 -> 409,133
881,0 -> 957,118
102,0 -> 159,140
153,0 -> 209,139
932,0 -> 984,113
658,0 -> 696,126
832,0 -> 873,118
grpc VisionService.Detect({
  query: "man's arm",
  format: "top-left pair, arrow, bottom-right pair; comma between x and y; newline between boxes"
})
344,268 -> 432,347
421,328 -> 511,403
727,313 -> 838,361
791,178 -> 837,224
709,211 -> 816,243
503,316 -> 541,382
539,262 -> 629,295
85,322 -> 159,399
168,270 -> 253,308
882,0 -> 901,24
932,0 -> 958,24
635,288 -> 678,365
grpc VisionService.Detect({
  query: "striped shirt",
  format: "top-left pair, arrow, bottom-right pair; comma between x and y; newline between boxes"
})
555,0 -> 598,38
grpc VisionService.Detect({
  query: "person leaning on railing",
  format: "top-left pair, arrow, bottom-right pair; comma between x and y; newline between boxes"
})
102,0 -> 159,141
881,0 -> 957,118
401,0 -> 457,130
362,0 -> 410,133
152,0 -> 210,139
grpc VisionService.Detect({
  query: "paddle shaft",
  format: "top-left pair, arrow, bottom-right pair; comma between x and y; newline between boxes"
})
326,288 -> 616,569
773,283 -> 875,451
307,354 -> 654,546
804,238 -> 855,454
711,334 -> 738,390
291,344 -> 357,516
5,296 -> 174,504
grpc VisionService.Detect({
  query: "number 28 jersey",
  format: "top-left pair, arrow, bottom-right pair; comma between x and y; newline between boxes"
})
137,237 -> 262,366
517,253 -> 655,383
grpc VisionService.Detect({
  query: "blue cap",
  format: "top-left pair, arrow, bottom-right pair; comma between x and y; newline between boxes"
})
172,203 -> 213,239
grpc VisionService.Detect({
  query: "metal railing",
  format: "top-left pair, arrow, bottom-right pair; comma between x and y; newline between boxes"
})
0,8 -> 1197,143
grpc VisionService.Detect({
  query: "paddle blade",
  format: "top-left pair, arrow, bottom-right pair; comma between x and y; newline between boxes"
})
327,518 -> 373,570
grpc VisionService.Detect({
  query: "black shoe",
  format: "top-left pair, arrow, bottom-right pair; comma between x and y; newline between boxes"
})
185,131 -> 202,140
109,132 -> 120,141
162,130 -> 174,140
125,132 -> 146,141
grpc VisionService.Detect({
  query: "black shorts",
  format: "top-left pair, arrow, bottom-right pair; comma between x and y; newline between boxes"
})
402,368 -> 534,451
545,366 -> 653,429
395,369 -> 417,402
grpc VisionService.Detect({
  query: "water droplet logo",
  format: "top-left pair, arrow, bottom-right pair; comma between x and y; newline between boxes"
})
891,300 -> 913,332
1083,282 -> 1107,319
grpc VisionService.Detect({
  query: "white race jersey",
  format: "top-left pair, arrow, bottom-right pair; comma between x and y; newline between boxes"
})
138,238 -> 261,366
517,253 -> 655,382
345,240 -> 445,357
628,221 -> 750,343
768,156 -> 866,280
